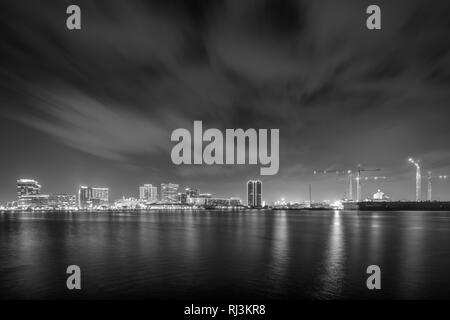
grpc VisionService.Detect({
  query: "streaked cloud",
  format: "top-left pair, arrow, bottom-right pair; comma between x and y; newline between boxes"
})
9,87 -> 171,161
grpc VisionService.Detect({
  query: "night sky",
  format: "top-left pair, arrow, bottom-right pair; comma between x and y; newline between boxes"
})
1,0 -> 450,203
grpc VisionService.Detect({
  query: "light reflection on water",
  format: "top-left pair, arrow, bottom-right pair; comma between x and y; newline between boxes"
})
314,211 -> 345,299
267,212 -> 289,296
0,210 -> 450,300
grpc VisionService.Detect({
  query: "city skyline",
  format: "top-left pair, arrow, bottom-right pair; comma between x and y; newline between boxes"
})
5,177 -> 249,208
3,161 -> 450,207
1,0 -> 450,203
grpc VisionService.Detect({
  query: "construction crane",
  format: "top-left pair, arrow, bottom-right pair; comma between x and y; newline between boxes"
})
354,165 -> 382,202
313,169 -> 353,200
313,165 -> 381,202
427,171 -> 449,201
408,158 -> 421,201
362,176 -> 387,181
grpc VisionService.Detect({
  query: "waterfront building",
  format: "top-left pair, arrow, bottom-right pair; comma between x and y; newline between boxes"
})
151,186 -> 158,202
7,201 -> 18,209
17,179 -> 41,199
178,192 -> 188,204
139,184 -> 158,203
373,189 -> 390,201
185,187 -> 199,198
139,185 -> 149,200
78,186 -> 109,208
185,196 -> 242,208
161,183 -> 179,203
229,197 -> 242,207
48,194 -> 77,209
113,197 -> 140,210
17,195 -> 49,209
247,180 -> 262,208
78,186 -> 92,208
92,187 -> 109,205
187,193 -> 212,206
205,198 -> 231,207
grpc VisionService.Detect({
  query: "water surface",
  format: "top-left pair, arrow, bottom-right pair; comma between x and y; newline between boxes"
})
1,210 -> 449,300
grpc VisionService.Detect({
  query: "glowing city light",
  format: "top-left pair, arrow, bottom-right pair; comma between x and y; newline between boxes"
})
408,158 -> 421,201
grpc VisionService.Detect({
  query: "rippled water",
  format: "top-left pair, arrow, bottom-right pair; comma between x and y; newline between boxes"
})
1,210 -> 449,300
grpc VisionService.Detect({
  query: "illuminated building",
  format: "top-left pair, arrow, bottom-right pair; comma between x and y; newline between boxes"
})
178,193 -> 188,204
139,185 -> 149,200
48,194 -> 77,209
161,183 -> 179,203
205,198 -> 229,207
373,189 -> 389,201
186,196 -> 242,208
16,179 -> 48,210
7,201 -> 18,209
187,193 -> 212,206
151,186 -> 158,202
230,197 -> 242,207
185,187 -> 199,198
247,180 -> 262,208
78,186 -> 92,208
17,179 -> 41,199
139,184 -> 158,203
114,197 -> 140,210
78,186 -> 109,208
184,187 -> 200,204
17,195 -> 49,209
92,187 -> 109,206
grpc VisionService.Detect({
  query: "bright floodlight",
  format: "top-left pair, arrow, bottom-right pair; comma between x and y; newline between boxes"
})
408,158 -> 420,168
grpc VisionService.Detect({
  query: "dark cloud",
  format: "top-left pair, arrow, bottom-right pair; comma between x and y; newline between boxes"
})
0,0 -> 450,202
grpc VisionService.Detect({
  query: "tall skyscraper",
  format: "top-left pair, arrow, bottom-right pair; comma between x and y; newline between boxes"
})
247,180 -> 262,208
17,179 -> 41,199
139,184 -> 158,203
161,183 -> 179,203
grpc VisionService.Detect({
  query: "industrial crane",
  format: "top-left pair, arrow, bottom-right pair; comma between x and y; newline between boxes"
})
313,165 -> 382,202
427,171 -> 449,201
354,165 -> 381,202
